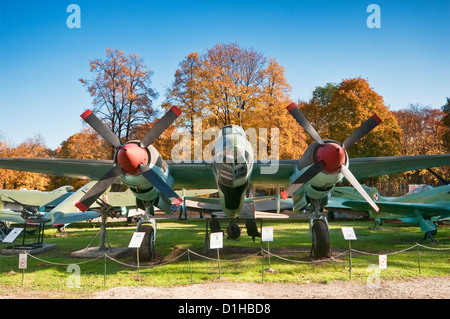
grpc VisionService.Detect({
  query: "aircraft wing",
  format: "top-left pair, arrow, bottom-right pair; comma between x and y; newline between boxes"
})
0,209 -> 100,225
348,154 -> 450,179
342,200 -> 450,219
1,154 -> 449,188
0,210 -> 28,224
0,157 -> 112,180
50,211 -> 100,225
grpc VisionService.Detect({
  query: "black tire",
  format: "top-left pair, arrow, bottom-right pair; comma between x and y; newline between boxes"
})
137,224 -> 155,261
311,219 -> 330,258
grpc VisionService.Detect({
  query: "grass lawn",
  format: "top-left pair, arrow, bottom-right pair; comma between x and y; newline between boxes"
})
0,217 -> 448,298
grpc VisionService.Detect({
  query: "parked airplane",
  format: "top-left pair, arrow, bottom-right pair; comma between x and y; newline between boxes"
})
0,182 -> 101,240
1,185 -> 75,212
1,104 -> 449,259
328,184 -> 450,242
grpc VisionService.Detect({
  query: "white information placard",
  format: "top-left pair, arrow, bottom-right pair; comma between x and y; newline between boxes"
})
379,255 -> 387,269
2,228 -> 23,244
19,253 -> 27,269
341,227 -> 357,240
128,232 -> 146,248
210,232 -> 223,249
261,227 -> 273,242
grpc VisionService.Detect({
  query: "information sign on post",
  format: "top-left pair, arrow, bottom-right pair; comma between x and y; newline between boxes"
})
3,228 -> 23,244
128,232 -> 145,248
19,253 -> 27,269
209,232 -> 223,249
379,255 -> 387,269
261,227 -> 273,242
341,227 -> 357,280
341,227 -> 357,240
128,232 -> 146,281
210,232 -> 223,279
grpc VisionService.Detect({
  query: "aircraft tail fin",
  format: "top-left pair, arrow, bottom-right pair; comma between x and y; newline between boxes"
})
48,182 -> 98,219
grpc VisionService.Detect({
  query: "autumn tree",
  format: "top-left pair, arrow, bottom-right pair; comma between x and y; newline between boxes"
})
300,78 -> 401,158
391,104 -> 449,188
442,97 -> 450,152
164,42 -> 307,160
0,135 -> 52,190
80,49 -> 159,158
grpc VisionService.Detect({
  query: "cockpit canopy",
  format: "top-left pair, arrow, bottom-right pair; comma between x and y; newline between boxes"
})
221,125 -> 246,137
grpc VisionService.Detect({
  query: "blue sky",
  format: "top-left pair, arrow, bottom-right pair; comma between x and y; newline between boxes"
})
1,0 -> 449,149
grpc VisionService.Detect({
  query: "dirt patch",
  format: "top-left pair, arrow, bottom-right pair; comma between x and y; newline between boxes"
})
90,276 -> 449,299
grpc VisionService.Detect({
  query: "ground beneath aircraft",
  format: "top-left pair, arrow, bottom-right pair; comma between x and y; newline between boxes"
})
1,276 -> 447,299
89,276 -> 449,299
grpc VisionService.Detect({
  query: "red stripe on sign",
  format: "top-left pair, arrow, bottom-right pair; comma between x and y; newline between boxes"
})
173,197 -> 183,206
171,106 -> 182,116
372,114 -> 382,124
75,200 -> 88,212
80,109 -> 93,119
286,102 -> 297,111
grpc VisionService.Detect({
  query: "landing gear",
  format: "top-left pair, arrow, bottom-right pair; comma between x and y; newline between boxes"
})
423,229 -> 437,244
226,221 -> 241,240
310,218 -> 331,258
309,200 -> 331,258
136,219 -> 156,261
202,218 -> 261,252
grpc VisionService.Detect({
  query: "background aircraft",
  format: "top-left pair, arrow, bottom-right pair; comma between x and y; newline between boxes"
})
1,185 -> 75,212
0,182 -> 101,241
1,104 -> 449,259
328,184 -> 450,242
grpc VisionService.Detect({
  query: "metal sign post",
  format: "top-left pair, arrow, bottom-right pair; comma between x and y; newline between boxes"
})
262,227 -> 274,273
341,227 -> 357,280
129,232 -> 146,281
210,232 -> 223,279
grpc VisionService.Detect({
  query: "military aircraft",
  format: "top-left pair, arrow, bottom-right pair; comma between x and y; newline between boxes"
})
0,182 -> 102,240
328,184 -> 450,242
1,185 -> 75,212
1,104 -> 450,259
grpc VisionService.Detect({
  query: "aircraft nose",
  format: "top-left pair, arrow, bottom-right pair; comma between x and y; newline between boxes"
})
316,142 -> 346,173
116,143 -> 149,175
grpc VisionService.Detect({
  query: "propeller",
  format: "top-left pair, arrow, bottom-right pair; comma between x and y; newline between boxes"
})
75,106 -> 183,212
281,102 -> 380,212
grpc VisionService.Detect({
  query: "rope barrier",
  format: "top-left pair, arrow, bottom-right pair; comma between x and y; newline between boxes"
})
2,242 -> 448,287
1,243 -> 448,268
263,249 -> 350,264
25,252 -> 104,266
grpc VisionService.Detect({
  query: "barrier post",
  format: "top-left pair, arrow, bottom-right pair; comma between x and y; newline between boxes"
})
104,253 -> 107,286
416,245 -> 421,275
187,249 -> 193,284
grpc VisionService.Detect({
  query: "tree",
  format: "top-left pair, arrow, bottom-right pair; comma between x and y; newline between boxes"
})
80,49 -> 158,158
391,104 -> 449,188
392,104 -> 447,156
300,78 -> 401,158
164,42 -> 307,160
0,135 -> 52,190
442,97 -> 450,152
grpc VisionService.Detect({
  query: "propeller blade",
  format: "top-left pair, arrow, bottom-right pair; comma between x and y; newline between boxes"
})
286,103 -> 325,146
81,110 -> 122,148
341,114 -> 382,150
281,161 -> 325,199
138,164 -> 182,205
340,165 -> 380,212
75,165 -> 123,212
140,106 -> 182,148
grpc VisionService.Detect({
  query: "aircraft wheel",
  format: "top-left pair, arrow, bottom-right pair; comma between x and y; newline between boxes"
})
311,219 -> 331,258
136,224 -> 155,261
227,221 -> 241,240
